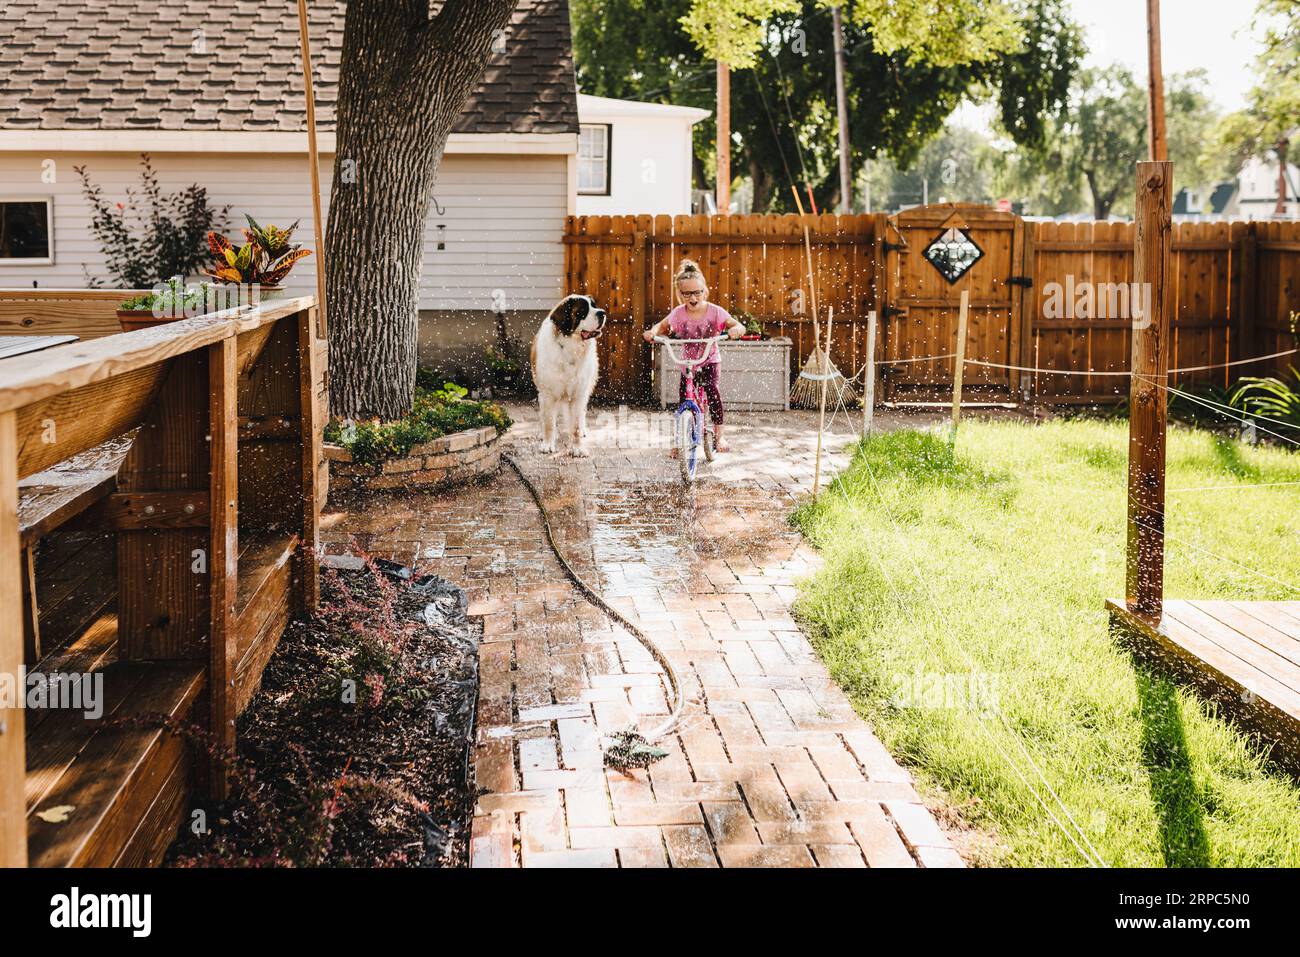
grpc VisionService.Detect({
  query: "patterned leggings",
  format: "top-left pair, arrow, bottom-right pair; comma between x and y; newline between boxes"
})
679,362 -> 724,423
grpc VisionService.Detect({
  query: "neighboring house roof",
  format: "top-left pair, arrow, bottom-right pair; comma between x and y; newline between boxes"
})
0,0 -> 577,135
1172,187 -> 1198,215
1208,181 -> 1237,215
577,93 -> 710,124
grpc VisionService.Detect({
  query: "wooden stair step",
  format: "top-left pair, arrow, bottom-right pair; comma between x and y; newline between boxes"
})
26,660 -> 205,868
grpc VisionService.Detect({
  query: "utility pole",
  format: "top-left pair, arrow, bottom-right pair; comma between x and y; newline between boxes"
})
1146,0 -> 1168,162
831,4 -> 852,214
1277,137 -> 1291,217
717,61 -> 731,214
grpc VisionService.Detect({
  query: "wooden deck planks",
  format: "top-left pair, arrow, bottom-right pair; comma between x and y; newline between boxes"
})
1109,598 -> 1300,772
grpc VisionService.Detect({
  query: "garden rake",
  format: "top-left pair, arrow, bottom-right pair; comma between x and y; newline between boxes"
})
790,307 -> 857,410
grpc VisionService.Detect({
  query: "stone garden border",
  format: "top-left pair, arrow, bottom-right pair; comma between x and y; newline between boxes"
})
326,425 -> 503,495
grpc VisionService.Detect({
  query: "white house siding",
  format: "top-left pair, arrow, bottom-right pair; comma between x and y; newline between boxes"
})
0,151 -> 567,310
575,97 -> 706,216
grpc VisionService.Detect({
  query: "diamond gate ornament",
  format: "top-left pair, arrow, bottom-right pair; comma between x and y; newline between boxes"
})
924,226 -> 984,284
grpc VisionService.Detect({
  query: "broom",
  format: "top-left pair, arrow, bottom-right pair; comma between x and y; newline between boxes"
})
790,307 -> 857,409
787,187 -> 856,409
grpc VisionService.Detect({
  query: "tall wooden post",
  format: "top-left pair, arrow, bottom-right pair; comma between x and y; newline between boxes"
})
863,309 -> 877,437
1145,0 -> 1168,162
297,0 -> 329,340
813,308 -> 833,497
0,410 -> 25,866
208,337 -> 239,798
1127,161 -> 1175,616
1278,138 -> 1291,217
716,61 -> 731,214
951,290 -> 969,430
831,4 -> 852,213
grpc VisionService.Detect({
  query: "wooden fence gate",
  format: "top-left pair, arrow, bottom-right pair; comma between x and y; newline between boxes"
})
879,204 -> 1032,402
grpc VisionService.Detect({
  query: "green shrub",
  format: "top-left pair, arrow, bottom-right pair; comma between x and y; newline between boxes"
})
1230,366 -> 1300,435
324,382 -> 511,469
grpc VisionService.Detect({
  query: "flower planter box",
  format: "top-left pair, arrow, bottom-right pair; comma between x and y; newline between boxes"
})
655,336 -> 792,411
325,425 -> 503,497
115,309 -> 174,333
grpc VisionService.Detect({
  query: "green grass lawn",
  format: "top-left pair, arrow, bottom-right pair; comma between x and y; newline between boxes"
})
791,417 -> 1300,867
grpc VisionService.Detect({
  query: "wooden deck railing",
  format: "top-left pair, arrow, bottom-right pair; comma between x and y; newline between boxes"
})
0,295 -> 326,867
0,288 -> 150,340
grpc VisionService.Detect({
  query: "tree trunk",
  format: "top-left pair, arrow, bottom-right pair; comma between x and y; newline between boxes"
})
325,0 -> 518,421
749,158 -> 772,213
1085,169 -> 1114,220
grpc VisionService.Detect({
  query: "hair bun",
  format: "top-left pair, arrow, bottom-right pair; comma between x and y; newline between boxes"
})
675,259 -> 705,284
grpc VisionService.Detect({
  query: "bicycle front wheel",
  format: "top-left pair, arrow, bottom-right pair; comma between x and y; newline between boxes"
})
675,408 -> 700,483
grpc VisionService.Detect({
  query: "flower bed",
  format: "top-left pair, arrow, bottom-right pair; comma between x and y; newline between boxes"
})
166,558 -> 480,867
325,383 -> 511,495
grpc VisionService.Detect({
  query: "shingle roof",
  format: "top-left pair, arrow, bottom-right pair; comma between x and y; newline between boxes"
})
0,0 -> 577,135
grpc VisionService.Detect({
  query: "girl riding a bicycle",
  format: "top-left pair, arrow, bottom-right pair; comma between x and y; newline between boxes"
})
643,259 -> 745,453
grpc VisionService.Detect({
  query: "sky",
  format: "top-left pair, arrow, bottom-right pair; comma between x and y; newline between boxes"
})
1070,0 -> 1264,111
953,1 -> 1266,131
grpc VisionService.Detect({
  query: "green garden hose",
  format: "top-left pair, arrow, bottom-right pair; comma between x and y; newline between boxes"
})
501,453 -> 681,769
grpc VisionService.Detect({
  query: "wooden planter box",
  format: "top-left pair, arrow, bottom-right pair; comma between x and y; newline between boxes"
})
655,336 -> 792,411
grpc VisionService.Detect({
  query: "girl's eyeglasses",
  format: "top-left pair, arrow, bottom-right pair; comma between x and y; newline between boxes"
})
679,288 -> 706,300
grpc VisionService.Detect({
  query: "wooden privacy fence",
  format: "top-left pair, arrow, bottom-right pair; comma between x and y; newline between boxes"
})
564,207 -> 1300,405
0,295 -> 326,868
565,213 -> 881,402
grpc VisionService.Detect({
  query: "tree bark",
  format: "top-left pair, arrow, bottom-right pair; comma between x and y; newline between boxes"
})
325,0 -> 518,421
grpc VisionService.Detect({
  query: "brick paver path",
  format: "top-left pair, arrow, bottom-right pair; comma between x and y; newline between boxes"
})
322,402 -> 964,868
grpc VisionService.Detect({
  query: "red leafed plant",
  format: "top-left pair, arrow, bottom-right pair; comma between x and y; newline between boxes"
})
206,214 -> 312,286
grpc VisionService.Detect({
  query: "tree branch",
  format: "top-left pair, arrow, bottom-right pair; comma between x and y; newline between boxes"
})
416,0 -> 518,74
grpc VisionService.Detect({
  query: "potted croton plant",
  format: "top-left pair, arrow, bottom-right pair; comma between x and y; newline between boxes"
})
206,215 -> 312,301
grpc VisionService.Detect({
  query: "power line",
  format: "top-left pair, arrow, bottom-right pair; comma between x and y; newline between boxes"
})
751,68 -> 799,199
766,22 -> 812,186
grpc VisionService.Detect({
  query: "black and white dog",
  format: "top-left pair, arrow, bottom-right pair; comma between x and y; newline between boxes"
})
530,294 -> 607,456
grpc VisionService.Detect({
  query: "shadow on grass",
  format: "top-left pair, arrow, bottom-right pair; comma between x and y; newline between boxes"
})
1211,435 -> 1262,482
1134,670 -> 1212,866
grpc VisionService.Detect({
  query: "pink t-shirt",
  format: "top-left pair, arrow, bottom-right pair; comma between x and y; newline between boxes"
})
667,302 -> 731,365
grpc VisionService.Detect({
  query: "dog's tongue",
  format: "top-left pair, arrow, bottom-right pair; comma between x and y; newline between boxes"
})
581,330 -> 601,340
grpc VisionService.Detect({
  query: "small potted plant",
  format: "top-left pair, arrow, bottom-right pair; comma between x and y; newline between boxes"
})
737,312 -> 765,341
206,215 -> 312,300
116,278 -> 216,332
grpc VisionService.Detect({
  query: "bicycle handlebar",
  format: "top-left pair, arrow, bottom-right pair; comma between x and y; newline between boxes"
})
654,334 -> 728,372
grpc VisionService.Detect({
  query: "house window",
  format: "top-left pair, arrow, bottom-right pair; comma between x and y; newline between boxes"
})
0,198 -> 53,264
578,124 -> 611,196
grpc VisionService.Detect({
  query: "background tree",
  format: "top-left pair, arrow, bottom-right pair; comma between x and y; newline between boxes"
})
572,0 -> 1083,212
863,124 -> 1000,209
1215,0 -> 1299,168
1003,65 -> 1228,219
1165,70 -> 1229,193
326,0 -> 518,421
1061,65 -> 1146,220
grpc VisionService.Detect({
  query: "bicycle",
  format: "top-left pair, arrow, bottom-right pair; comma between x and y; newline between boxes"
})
656,334 -> 727,484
